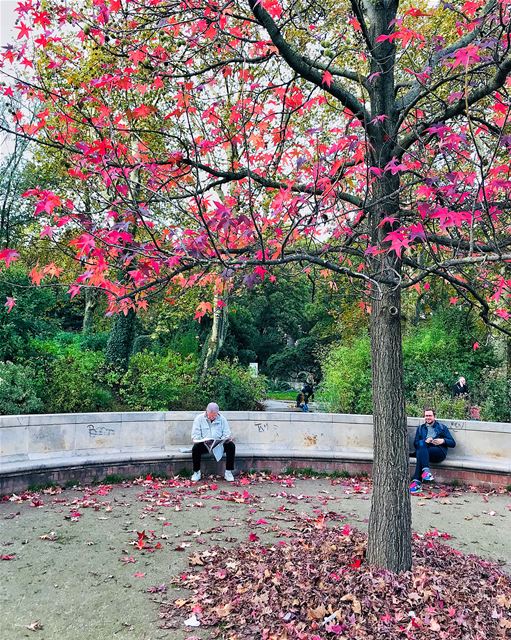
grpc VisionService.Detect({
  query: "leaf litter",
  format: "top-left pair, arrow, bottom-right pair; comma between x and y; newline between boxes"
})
161,517 -> 511,639
1,472 -> 510,639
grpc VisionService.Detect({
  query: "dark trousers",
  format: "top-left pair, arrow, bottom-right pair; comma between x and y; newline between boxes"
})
192,441 -> 236,472
413,443 -> 446,480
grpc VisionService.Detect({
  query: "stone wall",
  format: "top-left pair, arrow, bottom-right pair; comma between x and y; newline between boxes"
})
1,411 -> 509,493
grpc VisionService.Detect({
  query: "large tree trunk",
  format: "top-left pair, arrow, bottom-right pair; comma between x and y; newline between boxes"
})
105,309 -> 137,371
507,337 -> 511,422
362,0 -> 412,572
198,290 -> 229,383
367,284 -> 412,571
82,288 -> 99,334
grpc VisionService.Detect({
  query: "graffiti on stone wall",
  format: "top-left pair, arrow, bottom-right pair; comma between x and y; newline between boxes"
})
254,422 -> 281,442
88,424 -> 115,438
449,421 -> 467,431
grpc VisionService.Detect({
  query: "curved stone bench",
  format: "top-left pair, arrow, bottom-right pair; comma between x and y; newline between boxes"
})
1,411 -> 509,493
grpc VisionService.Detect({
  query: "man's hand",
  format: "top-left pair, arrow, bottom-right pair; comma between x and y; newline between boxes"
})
425,437 -> 433,444
432,438 -> 444,445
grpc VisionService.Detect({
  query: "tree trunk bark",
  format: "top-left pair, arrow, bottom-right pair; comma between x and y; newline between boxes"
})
82,288 -> 99,334
105,309 -> 137,371
367,283 -> 412,571
198,291 -> 229,383
362,0 -> 412,571
507,337 -> 511,422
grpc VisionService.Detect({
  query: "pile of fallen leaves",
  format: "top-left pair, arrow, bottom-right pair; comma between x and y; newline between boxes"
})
161,520 -> 511,639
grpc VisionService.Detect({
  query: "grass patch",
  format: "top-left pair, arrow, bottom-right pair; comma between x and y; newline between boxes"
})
100,474 -> 126,485
283,467 -> 353,479
330,470 -> 352,478
267,391 -> 297,401
28,481 -> 58,492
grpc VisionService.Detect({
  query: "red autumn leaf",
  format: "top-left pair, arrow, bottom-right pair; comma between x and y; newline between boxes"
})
16,22 -> 30,39
121,555 -> 136,564
321,70 -> 333,87
0,249 -> 20,267
4,297 -> 16,313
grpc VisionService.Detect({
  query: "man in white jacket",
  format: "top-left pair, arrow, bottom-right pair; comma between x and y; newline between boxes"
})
191,402 -> 235,482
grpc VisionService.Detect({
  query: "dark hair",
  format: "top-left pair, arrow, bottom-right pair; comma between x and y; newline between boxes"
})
423,407 -> 436,415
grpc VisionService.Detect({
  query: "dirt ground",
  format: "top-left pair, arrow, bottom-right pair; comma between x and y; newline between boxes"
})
1,474 -> 510,640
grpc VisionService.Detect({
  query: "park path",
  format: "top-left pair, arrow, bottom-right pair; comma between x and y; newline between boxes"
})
1,475 -> 509,640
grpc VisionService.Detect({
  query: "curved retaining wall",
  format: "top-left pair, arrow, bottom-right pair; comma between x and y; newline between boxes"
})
1,411 -> 510,493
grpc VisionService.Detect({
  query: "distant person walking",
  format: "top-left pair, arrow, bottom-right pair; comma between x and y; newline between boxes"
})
410,408 -> 456,494
452,376 -> 469,397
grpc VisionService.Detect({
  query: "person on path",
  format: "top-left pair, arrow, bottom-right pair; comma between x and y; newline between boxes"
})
191,402 -> 235,482
295,392 -> 309,412
452,376 -> 469,397
302,380 -> 314,404
410,407 -> 456,494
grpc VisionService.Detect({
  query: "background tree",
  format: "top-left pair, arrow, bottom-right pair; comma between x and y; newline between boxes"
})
1,0 -> 510,571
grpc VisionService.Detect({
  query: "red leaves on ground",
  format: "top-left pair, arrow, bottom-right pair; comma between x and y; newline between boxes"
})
162,522 -> 511,639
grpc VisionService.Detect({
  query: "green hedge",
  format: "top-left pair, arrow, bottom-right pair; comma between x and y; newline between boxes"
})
198,360 -> 267,411
319,320 -> 507,422
0,362 -> 44,415
120,351 -> 197,411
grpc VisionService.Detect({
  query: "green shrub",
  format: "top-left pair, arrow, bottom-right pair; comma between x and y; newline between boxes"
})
131,335 -> 156,355
120,351 -> 197,411
318,336 -> 372,414
167,330 -> 199,357
406,383 -> 470,420
79,332 -> 109,352
477,367 -> 510,422
319,310 -> 506,421
266,336 -> 321,381
198,360 -> 267,410
43,348 -> 114,413
403,309 -> 497,395
0,268 -> 60,362
0,362 -> 44,415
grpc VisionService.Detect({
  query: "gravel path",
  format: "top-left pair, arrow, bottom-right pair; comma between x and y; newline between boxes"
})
1,474 -> 509,640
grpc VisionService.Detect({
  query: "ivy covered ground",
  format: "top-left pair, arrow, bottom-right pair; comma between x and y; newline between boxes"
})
1,473 -> 510,639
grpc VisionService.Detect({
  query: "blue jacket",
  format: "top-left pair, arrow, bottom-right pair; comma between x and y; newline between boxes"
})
414,420 -> 456,452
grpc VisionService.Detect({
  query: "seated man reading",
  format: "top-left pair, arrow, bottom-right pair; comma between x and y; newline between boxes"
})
191,402 -> 235,483
410,407 -> 456,494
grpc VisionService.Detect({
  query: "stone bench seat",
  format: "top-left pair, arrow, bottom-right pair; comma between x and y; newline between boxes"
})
1,411 -> 509,492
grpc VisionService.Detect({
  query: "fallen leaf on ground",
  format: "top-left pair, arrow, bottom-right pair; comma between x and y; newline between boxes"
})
25,621 -> 43,631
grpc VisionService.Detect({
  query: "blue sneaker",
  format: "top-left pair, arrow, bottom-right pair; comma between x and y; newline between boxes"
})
421,470 -> 434,482
409,480 -> 422,494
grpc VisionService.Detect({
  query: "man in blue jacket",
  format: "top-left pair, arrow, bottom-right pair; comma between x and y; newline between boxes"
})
410,407 -> 456,494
